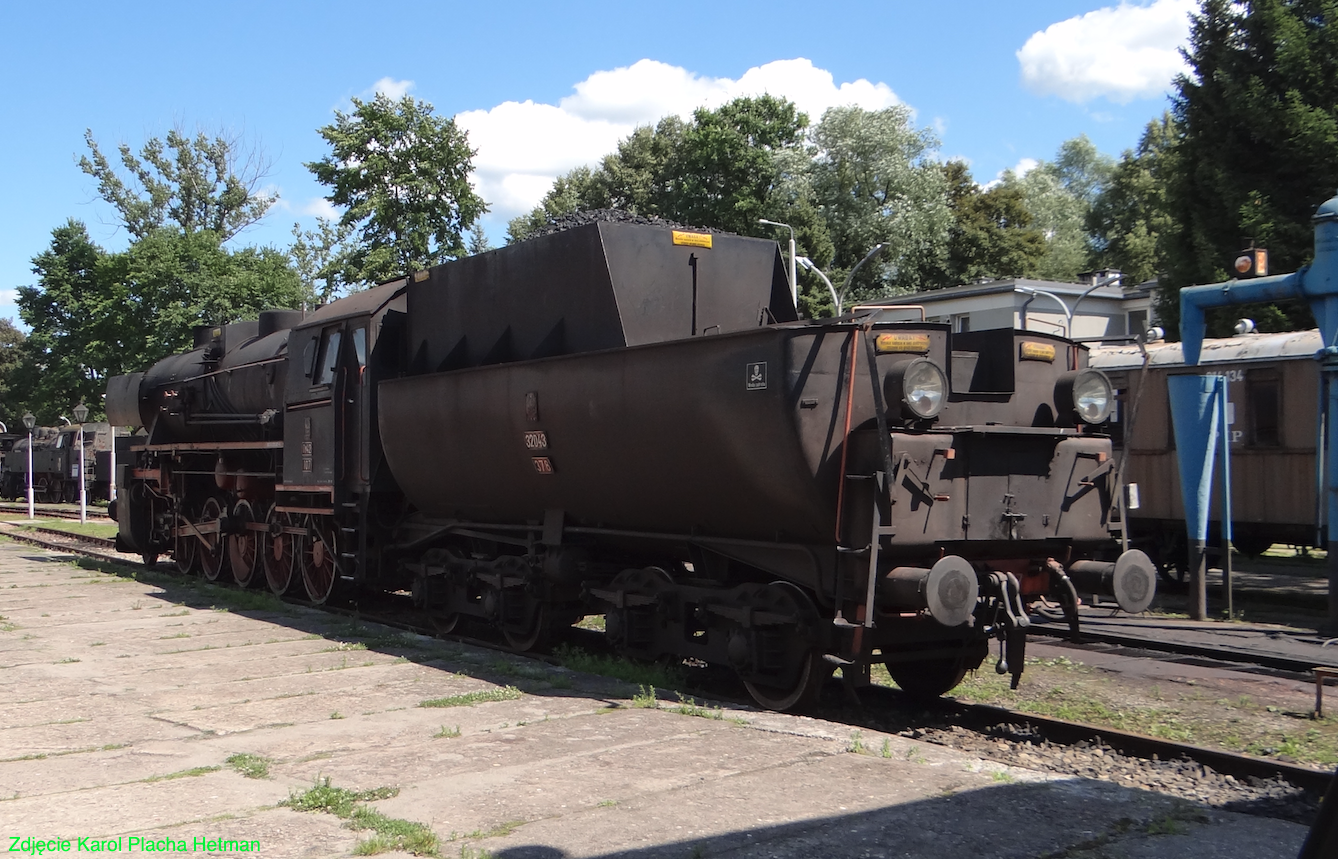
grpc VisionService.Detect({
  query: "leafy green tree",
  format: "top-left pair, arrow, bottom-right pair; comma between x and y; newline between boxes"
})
1159,0 -> 1338,335
1088,114 -> 1179,287
11,221 -> 118,420
807,105 -> 951,301
289,219 -> 352,303
506,166 -> 609,243
657,96 -> 808,236
0,319 -> 24,428
79,128 -> 275,241
1003,135 -> 1115,282
937,160 -> 1046,285
307,94 -> 487,285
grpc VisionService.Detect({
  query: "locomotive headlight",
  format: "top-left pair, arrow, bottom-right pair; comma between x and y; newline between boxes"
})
886,358 -> 947,420
1056,369 -> 1114,424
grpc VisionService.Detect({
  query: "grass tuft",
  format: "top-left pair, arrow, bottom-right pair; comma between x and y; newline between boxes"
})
225,753 -> 271,779
552,644 -> 684,689
418,687 -> 521,709
282,778 -> 436,855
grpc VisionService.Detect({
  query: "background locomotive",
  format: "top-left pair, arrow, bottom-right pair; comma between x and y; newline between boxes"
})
1,422 -> 115,503
1091,329 -> 1323,578
106,219 -> 1154,710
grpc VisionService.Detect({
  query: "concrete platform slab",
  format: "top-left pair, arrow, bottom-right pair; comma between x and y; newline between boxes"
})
0,541 -> 1312,858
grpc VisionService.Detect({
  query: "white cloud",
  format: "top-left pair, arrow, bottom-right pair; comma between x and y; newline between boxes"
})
0,289 -> 17,305
1017,0 -> 1195,104
300,198 -> 342,220
984,158 -> 1039,190
456,58 -> 901,220
368,77 -> 414,100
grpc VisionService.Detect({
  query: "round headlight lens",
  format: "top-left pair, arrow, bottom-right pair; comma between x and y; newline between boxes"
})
1072,369 -> 1114,423
901,358 -> 947,419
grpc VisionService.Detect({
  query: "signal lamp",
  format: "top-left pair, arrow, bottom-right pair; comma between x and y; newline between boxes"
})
885,358 -> 948,420
1055,369 -> 1114,425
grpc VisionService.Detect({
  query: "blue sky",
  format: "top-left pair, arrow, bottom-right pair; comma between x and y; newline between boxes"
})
0,0 -> 1196,325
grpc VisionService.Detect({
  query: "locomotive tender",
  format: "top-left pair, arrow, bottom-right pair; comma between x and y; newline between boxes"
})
106,220 -> 1153,710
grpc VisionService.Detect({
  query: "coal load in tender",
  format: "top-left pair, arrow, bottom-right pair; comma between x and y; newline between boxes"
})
524,208 -> 730,240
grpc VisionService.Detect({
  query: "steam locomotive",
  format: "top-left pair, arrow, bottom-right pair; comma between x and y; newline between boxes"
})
106,220 -> 1154,710
1,423 -> 115,503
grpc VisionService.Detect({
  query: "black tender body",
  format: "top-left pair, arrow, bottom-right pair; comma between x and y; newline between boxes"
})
107,221 -> 1152,710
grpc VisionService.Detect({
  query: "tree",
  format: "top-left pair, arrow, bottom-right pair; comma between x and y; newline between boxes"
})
79,127 -> 275,242
289,219 -> 352,303
1088,114 -> 1179,287
308,94 -> 487,285
11,221 -> 118,419
0,319 -> 24,427
1002,135 -> 1115,282
658,96 -> 809,236
506,166 -> 608,243
937,160 -> 1046,286
807,105 -> 951,300
506,97 -> 836,314
1159,0 -> 1338,335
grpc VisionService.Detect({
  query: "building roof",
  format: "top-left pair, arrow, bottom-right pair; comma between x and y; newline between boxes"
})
871,277 -> 1129,307
1089,329 -> 1323,370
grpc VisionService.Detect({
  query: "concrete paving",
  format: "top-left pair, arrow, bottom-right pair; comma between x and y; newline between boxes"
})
0,540 -> 1313,858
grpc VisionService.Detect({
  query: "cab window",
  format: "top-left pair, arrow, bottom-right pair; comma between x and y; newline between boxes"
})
314,327 -> 342,386
352,326 -> 367,369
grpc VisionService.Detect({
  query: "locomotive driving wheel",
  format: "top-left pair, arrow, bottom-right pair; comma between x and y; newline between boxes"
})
740,582 -> 831,712
263,508 -> 298,595
301,516 -> 341,604
174,511 -> 199,575
197,497 -> 229,582
228,500 -> 261,588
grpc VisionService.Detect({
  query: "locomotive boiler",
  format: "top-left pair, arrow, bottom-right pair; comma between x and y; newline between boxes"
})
107,218 -> 1153,710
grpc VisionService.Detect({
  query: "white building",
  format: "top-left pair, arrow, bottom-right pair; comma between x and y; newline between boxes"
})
868,273 -> 1158,341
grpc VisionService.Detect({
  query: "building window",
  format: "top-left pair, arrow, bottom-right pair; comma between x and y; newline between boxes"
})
1127,310 -> 1148,338
953,314 -> 971,333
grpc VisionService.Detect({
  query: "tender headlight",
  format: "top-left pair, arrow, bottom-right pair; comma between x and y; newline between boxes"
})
1056,369 -> 1114,424
887,358 -> 947,420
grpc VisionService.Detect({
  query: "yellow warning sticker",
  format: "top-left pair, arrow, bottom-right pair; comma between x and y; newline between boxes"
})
672,230 -> 713,249
875,333 -> 931,354
1020,341 -> 1057,362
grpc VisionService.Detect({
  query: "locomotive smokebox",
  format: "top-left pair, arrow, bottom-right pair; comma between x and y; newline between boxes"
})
1067,549 -> 1157,614
880,556 -> 979,627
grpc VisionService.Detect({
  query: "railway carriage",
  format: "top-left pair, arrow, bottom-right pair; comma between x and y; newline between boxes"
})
107,218 -> 1153,710
1091,330 -> 1322,575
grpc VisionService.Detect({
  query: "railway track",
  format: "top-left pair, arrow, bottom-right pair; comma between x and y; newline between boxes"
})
0,502 -> 110,521
2,521 -> 1331,824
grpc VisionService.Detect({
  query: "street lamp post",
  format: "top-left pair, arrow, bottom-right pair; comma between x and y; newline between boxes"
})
758,219 -> 798,308
73,403 -> 88,524
795,257 -> 838,313
21,412 -> 35,520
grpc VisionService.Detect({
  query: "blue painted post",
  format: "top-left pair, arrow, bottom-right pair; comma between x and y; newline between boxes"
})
1179,191 -> 1338,631
1168,375 -> 1223,620
1218,377 -> 1233,618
